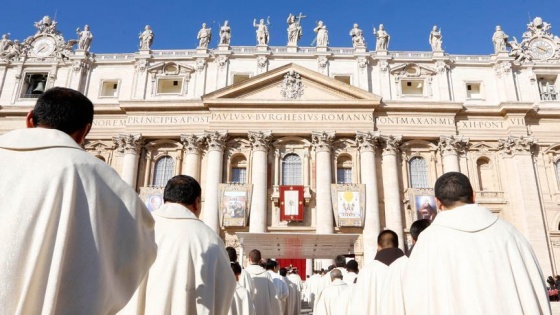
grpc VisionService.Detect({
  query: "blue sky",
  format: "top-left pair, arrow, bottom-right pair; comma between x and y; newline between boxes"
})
2,0 -> 559,55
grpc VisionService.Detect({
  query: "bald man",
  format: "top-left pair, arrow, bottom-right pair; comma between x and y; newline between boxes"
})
314,269 -> 349,315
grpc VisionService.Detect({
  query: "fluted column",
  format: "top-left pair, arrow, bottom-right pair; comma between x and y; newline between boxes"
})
356,131 -> 381,262
312,131 -> 335,235
439,135 -> 469,173
180,134 -> 205,181
203,131 -> 228,233
113,134 -> 143,188
248,131 -> 272,233
381,135 -> 404,249
498,136 -> 552,275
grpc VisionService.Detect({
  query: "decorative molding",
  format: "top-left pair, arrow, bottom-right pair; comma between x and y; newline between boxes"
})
312,131 -> 335,152
498,135 -> 537,155
204,131 -> 228,152
438,135 -> 469,155
256,55 -> 268,68
381,134 -> 402,155
355,131 -> 380,153
216,55 -> 229,69
180,134 -> 206,154
248,130 -> 272,152
113,134 -> 144,155
280,70 -> 304,100
317,56 -> 329,69
195,58 -> 207,72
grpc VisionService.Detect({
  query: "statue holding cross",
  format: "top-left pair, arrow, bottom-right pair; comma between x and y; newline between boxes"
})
287,12 -> 305,46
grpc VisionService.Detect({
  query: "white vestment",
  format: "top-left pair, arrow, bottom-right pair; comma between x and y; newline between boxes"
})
245,264 -> 282,315
344,271 -> 357,285
239,269 -> 257,301
287,273 -> 303,293
229,283 -> 256,315
119,203 -> 236,315
282,276 -> 297,315
403,204 -> 551,315
314,267 -> 347,310
379,256 -> 408,315
314,279 -> 348,315
306,274 -> 322,306
0,128 -> 157,315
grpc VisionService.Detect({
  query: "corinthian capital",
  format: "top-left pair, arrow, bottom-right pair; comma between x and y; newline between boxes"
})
312,131 -> 335,152
205,131 -> 228,152
180,134 -> 205,154
381,134 -> 402,155
438,135 -> 469,155
355,131 -> 380,153
498,135 -> 537,155
113,134 -> 144,154
248,130 -> 272,152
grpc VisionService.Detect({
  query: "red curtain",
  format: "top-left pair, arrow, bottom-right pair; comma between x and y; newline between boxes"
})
276,258 -> 306,279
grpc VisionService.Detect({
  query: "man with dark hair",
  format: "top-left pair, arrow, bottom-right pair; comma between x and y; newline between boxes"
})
0,87 -> 157,314
345,260 -> 359,285
226,246 -> 256,301
352,229 -> 407,315
315,268 -> 349,315
407,218 -> 431,256
266,259 -> 289,313
120,175 -> 236,314
403,172 -> 550,314
229,262 -> 255,315
245,249 -> 281,315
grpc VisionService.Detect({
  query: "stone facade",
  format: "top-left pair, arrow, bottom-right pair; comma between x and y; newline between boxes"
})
2,16 -> 560,274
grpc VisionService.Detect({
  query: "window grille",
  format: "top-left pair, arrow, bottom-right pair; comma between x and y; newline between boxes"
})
410,157 -> 428,188
153,156 -> 174,187
282,153 -> 302,185
231,167 -> 247,184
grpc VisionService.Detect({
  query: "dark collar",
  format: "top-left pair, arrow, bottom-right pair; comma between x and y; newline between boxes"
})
374,247 -> 405,266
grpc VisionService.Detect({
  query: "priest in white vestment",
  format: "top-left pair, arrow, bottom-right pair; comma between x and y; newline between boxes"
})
245,249 -> 282,315
0,87 -> 157,315
403,172 -> 551,315
314,269 -> 349,315
266,260 -> 289,313
344,260 -> 359,285
119,175 -> 236,315
229,262 -> 256,315
351,229 -> 405,315
286,269 -> 302,315
280,268 -> 297,315
314,255 -> 348,310
227,246 -> 257,301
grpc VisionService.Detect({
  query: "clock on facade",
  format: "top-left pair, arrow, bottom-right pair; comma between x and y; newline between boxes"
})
32,36 -> 56,57
529,39 -> 555,60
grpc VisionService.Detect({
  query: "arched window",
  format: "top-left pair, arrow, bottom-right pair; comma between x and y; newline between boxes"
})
282,153 -> 302,185
337,155 -> 352,184
409,157 -> 428,188
231,155 -> 247,184
556,161 -> 560,188
477,157 -> 495,191
153,156 -> 174,187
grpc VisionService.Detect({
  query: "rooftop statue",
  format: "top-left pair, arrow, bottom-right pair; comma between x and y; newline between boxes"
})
253,18 -> 270,45
429,25 -> 443,51
313,21 -> 329,47
287,13 -> 305,46
373,24 -> 390,51
492,25 -> 508,53
197,23 -> 212,48
34,16 -> 59,35
139,25 -> 154,50
76,25 -> 93,52
219,21 -> 231,45
349,23 -> 366,48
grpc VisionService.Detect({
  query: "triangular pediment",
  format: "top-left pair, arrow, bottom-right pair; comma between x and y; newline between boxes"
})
203,63 -> 381,107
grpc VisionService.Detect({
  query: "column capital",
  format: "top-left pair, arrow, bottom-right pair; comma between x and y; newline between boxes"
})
355,131 -> 380,153
248,130 -> 272,152
438,135 -> 469,156
498,135 -> 537,156
381,134 -> 402,155
180,134 -> 205,154
312,131 -> 335,153
204,131 -> 228,152
113,133 -> 143,154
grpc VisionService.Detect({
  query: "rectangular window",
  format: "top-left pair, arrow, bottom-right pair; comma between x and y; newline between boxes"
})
466,83 -> 482,99
231,167 -> 247,184
233,74 -> 251,84
334,75 -> 351,85
337,168 -> 352,184
21,73 -> 48,99
157,78 -> 182,94
100,80 -> 119,97
538,76 -> 558,101
401,80 -> 424,96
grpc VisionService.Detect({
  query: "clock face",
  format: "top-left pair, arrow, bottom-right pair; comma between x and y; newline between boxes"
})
32,37 -> 56,57
529,39 -> 555,60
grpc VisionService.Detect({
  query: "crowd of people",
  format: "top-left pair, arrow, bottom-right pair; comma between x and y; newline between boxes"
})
0,87 -> 554,314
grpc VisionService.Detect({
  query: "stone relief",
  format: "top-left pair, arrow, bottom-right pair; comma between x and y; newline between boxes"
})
317,56 -> 328,69
280,70 -> 304,100
256,55 -> 268,68
508,17 -> 560,63
216,55 -> 229,68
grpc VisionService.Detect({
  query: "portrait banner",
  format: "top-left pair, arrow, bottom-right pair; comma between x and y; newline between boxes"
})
219,183 -> 253,227
330,184 -> 366,227
139,186 -> 164,212
408,188 -> 438,221
280,185 -> 304,222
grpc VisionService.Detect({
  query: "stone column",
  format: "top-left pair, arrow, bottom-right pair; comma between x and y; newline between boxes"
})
381,135 -> 405,249
356,131 -> 381,262
498,136 -> 553,275
312,131 -> 335,234
439,135 -> 469,173
248,131 -> 272,233
180,134 -> 205,181
113,134 -> 143,188
203,131 -> 228,233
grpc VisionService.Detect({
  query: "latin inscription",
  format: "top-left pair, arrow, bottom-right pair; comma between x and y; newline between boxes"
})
211,113 -> 374,122
376,117 -> 455,126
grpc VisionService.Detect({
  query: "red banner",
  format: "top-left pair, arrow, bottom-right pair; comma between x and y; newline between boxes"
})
280,185 -> 304,222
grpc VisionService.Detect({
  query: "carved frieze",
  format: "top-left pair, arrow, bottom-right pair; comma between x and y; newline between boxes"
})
280,70 -> 304,100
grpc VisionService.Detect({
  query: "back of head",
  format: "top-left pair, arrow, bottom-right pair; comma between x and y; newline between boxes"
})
410,219 -> 431,241
231,262 -> 242,276
434,172 -> 474,208
280,267 -> 288,277
378,229 -> 399,249
330,268 -> 343,280
346,260 -> 359,273
327,265 -> 335,272
32,87 -> 94,135
265,259 -> 277,271
226,246 -> 237,262
163,175 -> 201,206
249,249 -> 261,264
335,255 -> 347,268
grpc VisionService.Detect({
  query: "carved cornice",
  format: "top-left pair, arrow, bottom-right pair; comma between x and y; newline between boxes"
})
312,131 -> 335,152
381,134 -> 402,155
438,135 -> 469,155
204,131 -> 228,152
355,131 -> 380,153
248,130 -> 272,152
113,134 -> 143,154
498,135 -> 537,155
180,134 -> 206,154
